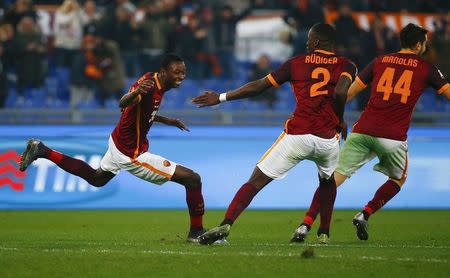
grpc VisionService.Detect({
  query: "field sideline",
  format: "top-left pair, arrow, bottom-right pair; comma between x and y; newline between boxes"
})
1,210 -> 449,277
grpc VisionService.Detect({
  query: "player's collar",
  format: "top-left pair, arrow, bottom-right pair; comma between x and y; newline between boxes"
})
314,49 -> 335,55
398,49 -> 416,54
154,73 -> 162,90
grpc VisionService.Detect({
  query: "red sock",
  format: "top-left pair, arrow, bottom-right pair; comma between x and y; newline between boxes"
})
186,187 -> 204,230
318,178 -> 337,234
44,148 -> 98,184
364,180 -> 400,216
303,187 -> 320,227
222,183 -> 259,225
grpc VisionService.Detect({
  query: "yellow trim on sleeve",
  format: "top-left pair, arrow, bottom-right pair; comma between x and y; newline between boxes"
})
154,73 -> 162,90
355,76 -> 367,88
266,74 -> 280,88
437,83 -> 450,94
340,72 -> 353,82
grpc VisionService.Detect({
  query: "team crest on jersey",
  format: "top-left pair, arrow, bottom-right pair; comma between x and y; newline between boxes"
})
163,160 -> 171,167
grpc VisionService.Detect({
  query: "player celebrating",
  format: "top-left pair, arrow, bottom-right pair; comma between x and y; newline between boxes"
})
296,23 -> 450,241
19,54 -> 208,243
192,23 -> 357,244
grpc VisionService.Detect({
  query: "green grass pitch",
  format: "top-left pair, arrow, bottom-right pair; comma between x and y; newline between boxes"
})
0,210 -> 449,277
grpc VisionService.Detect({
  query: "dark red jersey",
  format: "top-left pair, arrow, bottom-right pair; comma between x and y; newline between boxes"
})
111,72 -> 164,158
268,50 -> 357,139
353,51 -> 450,141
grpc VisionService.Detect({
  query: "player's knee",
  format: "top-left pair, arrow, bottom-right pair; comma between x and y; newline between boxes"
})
89,178 -> 107,187
187,172 -> 202,189
391,177 -> 406,188
319,175 -> 335,187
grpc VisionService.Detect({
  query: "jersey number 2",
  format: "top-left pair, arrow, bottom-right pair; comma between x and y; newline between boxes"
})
376,67 -> 413,104
310,67 -> 330,97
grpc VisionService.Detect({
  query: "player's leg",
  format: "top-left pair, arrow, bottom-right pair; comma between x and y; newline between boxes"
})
20,139 -> 115,187
299,135 -> 339,244
120,151 -> 205,241
301,171 -> 348,229
198,166 -> 273,245
170,165 -> 206,241
354,138 -> 408,240
297,133 -> 376,238
200,132 -> 298,245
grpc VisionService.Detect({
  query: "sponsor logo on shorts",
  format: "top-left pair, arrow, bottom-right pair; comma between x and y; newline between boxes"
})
163,160 -> 171,167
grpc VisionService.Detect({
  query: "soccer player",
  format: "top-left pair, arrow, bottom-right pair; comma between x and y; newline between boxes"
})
296,23 -> 450,241
192,23 -> 357,244
19,54 -> 208,243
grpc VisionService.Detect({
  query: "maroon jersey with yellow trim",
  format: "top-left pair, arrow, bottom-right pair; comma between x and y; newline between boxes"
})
353,51 -> 449,141
111,72 -> 164,158
268,50 -> 357,139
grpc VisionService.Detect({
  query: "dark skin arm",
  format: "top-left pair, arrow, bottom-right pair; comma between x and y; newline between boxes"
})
192,77 -> 273,107
119,79 -> 155,109
333,75 -> 353,140
154,115 -> 190,131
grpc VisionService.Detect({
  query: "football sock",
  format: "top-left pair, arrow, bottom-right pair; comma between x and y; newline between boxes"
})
42,146 -> 98,184
318,177 -> 337,236
221,183 -> 259,226
303,187 -> 320,227
185,187 -> 204,230
364,180 -> 401,218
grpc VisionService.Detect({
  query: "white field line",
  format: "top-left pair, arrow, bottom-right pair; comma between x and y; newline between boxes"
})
255,243 -> 450,249
0,246 -> 447,264
43,241 -> 450,250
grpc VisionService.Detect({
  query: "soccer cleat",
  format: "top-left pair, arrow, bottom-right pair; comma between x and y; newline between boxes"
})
212,238 -> 230,245
19,139 -> 46,172
317,233 -> 330,244
290,224 -> 309,243
198,224 -> 231,245
352,212 -> 369,240
186,228 -> 207,243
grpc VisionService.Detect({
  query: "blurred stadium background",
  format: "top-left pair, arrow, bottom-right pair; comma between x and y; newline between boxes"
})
0,0 -> 449,210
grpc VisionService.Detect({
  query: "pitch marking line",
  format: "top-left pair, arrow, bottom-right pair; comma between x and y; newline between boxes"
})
0,246 -> 447,263
255,243 -> 450,249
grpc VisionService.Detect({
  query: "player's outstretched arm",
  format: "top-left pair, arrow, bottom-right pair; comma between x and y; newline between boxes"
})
191,77 -> 273,107
119,79 -> 155,109
154,115 -> 190,131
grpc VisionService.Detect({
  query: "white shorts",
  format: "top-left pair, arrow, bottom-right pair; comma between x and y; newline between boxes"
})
100,137 -> 177,185
257,132 -> 340,180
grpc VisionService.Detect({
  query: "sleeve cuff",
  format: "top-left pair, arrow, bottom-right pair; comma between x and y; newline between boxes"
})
437,83 -> 450,94
355,76 -> 367,88
340,72 -> 353,82
266,74 -> 281,88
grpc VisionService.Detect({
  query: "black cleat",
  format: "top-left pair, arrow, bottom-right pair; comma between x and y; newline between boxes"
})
187,228 -> 207,243
19,139 -> 46,172
353,212 -> 369,240
199,224 -> 231,245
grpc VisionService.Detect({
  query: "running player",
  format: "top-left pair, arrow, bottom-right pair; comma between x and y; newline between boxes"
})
192,23 -> 357,244
19,54 -> 208,243
296,23 -> 450,241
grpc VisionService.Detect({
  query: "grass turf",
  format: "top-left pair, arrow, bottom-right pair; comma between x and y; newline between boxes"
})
0,210 -> 449,277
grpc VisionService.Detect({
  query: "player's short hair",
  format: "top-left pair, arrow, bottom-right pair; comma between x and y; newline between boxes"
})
310,23 -> 336,45
400,23 -> 427,49
160,53 -> 184,69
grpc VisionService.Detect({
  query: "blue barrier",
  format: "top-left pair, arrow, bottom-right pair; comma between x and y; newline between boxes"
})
1,125 -> 449,209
